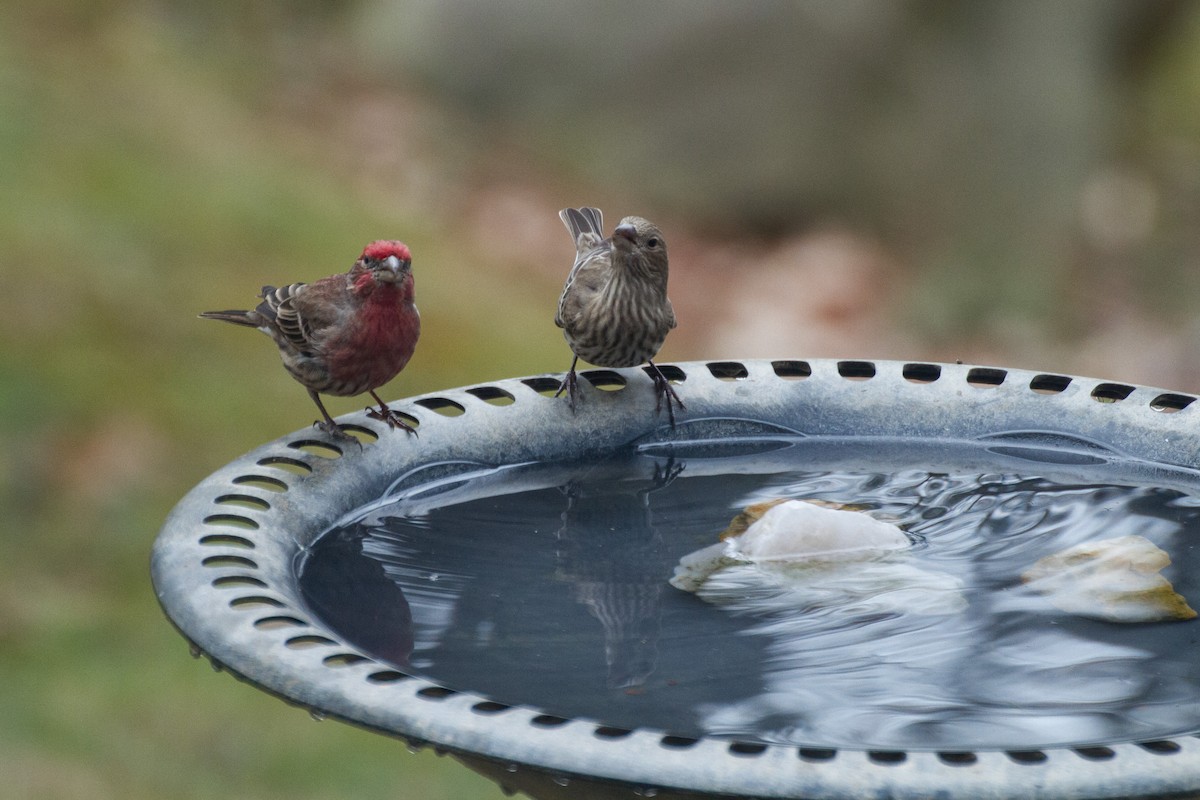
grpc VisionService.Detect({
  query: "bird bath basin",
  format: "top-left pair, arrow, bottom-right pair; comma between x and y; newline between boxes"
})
152,359 -> 1200,799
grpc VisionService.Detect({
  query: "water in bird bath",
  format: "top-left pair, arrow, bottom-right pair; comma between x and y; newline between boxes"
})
297,436 -> 1200,751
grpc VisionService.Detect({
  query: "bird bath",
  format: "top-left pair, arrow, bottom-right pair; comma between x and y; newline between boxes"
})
152,359 -> 1200,799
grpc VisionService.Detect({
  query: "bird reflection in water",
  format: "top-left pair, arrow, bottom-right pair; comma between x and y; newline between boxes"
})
299,528 -> 416,667
554,458 -> 684,690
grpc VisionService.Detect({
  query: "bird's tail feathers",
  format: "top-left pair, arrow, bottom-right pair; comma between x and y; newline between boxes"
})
199,309 -> 259,327
559,206 -> 604,246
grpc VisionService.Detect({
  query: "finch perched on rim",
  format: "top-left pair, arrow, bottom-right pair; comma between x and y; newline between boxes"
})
200,240 -> 421,442
554,207 -> 683,425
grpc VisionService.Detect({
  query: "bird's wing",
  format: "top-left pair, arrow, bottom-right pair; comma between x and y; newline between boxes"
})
255,282 -> 324,355
555,247 -> 611,329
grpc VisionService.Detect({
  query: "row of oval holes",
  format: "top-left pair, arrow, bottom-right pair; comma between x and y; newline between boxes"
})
533,361 -> 1195,415
196,355 -> 1200,521
398,687 -> 1189,766
205,360 -> 1200,464
198,350 -> 1200,517
347,361 -> 1200,446
423,361 -> 1198,418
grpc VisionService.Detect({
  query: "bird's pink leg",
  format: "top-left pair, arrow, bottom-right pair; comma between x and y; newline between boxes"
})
366,391 -> 418,436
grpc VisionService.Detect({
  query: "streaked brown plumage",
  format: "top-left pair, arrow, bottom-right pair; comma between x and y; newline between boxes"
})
554,207 -> 682,425
200,240 -> 421,441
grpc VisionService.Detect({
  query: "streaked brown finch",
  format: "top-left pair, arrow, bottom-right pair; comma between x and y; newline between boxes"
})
554,207 -> 683,425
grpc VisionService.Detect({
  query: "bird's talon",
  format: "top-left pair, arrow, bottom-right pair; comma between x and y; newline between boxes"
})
648,367 -> 684,429
555,370 -> 580,413
366,405 -> 419,436
314,420 -> 365,450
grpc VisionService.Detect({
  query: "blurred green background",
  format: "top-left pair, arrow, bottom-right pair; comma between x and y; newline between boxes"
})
7,1 -> 1200,797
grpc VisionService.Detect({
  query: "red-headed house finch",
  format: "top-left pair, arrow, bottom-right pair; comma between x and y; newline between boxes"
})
555,207 -> 683,425
200,240 -> 420,442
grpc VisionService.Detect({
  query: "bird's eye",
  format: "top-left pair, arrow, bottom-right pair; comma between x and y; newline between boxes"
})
647,238 -> 660,248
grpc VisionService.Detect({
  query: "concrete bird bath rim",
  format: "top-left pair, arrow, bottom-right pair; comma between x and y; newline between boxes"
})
151,358 -> 1200,800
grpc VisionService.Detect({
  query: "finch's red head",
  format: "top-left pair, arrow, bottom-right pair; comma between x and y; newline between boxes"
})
354,240 -> 413,288
361,240 -> 412,263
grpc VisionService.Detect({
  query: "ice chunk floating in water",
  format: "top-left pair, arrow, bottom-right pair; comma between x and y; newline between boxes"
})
298,442 -> 1200,750
670,498 -> 911,591
670,499 -> 966,616
1020,534 -> 1197,623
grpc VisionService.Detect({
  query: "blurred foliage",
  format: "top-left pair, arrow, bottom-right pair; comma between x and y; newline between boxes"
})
358,0 -> 1200,346
7,1 -> 1200,798
0,3 -> 527,798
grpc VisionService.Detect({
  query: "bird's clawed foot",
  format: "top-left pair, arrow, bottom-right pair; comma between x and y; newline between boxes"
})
308,390 -> 364,450
554,356 -> 581,413
366,404 -> 418,436
647,361 -> 685,428
313,419 -> 365,450
366,391 -> 418,436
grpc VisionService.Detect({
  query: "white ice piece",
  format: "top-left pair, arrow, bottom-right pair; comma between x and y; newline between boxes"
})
670,500 -> 965,616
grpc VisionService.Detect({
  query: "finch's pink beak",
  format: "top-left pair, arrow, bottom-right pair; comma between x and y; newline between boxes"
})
613,223 -> 637,243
